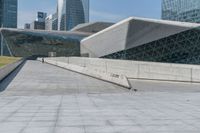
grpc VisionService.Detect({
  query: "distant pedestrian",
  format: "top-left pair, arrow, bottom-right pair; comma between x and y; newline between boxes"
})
42,58 -> 44,63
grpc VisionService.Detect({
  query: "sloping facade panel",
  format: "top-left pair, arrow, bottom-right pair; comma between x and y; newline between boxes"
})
81,18 -> 131,57
125,18 -> 194,49
71,22 -> 114,34
81,17 -> 197,58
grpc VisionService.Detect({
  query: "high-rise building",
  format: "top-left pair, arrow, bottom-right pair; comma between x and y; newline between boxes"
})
57,0 -> 89,31
0,0 -> 18,28
45,13 -> 58,31
0,0 -> 2,27
162,0 -> 200,23
24,23 -> 30,29
36,12 -> 47,22
52,13 -> 58,30
30,12 -> 47,30
45,15 -> 53,30
30,21 -> 45,30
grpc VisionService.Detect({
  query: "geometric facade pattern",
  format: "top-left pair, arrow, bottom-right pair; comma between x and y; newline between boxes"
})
103,27 -> 200,64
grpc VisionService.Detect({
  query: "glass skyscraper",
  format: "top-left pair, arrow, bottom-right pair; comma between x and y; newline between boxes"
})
57,0 -> 89,31
0,0 -> 2,27
162,0 -> 200,23
0,0 -> 18,28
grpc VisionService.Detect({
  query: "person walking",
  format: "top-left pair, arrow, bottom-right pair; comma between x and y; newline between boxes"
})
42,58 -> 44,63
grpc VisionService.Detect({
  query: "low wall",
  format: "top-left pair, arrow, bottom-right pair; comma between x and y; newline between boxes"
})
0,59 -> 24,82
48,57 -> 200,83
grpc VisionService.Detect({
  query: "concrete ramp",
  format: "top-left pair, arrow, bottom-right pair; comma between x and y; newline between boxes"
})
38,58 -> 131,89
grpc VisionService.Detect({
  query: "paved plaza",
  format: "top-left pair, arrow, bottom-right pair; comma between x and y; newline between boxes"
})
0,60 -> 200,133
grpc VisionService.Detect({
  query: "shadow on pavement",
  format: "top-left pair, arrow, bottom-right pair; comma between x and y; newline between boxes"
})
0,60 -> 26,92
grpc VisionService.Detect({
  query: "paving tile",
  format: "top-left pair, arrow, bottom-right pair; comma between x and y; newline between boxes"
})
55,127 -> 85,133
22,127 -> 53,133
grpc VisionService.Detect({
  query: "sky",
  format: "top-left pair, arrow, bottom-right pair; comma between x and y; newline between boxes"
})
18,0 -> 162,28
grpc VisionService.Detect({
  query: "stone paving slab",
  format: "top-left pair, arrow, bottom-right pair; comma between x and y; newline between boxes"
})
0,60 -> 200,133
0,93 -> 199,133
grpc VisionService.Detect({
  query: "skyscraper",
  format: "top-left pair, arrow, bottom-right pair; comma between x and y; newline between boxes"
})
30,12 -> 47,30
0,0 -> 18,28
36,12 -> 47,23
0,0 -> 2,27
24,23 -> 30,29
45,15 -> 53,30
52,13 -> 58,30
57,0 -> 89,31
162,0 -> 200,23
45,13 -> 58,31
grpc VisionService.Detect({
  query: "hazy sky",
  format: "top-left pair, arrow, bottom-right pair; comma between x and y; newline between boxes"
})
18,0 -> 162,28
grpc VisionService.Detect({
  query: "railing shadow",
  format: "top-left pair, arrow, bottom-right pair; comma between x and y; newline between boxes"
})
0,60 -> 26,92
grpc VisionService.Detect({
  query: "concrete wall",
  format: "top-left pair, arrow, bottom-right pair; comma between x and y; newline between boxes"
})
0,59 -> 23,81
49,57 -> 200,83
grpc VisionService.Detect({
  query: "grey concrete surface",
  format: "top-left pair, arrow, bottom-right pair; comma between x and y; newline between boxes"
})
0,60 -> 126,96
0,60 -> 200,133
130,79 -> 200,92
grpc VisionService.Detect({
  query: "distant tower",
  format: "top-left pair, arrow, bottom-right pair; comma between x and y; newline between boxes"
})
57,0 -> 89,31
24,23 -> 30,29
30,12 -> 47,30
0,0 -> 18,28
36,12 -> 47,22
162,0 -> 200,23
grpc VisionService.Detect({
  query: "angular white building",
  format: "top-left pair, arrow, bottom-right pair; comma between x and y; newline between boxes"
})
81,17 -> 200,64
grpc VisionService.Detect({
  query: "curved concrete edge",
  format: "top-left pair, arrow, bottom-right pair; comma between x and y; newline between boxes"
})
0,58 -> 24,82
37,58 -> 131,89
